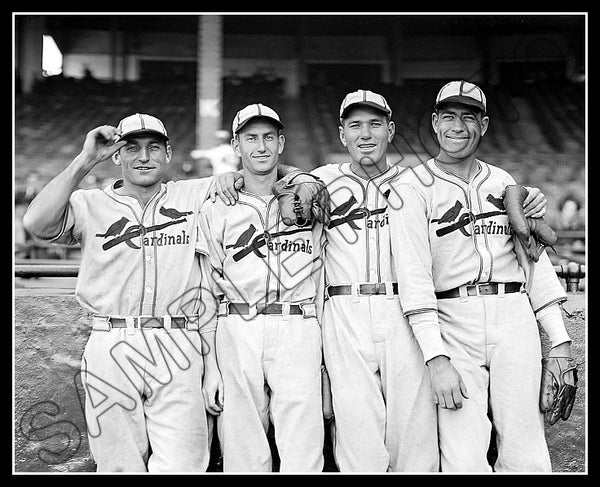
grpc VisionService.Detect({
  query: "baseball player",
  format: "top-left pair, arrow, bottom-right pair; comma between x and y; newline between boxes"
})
387,80 -> 574,472
21,113 -> 241,472
197,103 -> 326,472
217,90 -> 549,472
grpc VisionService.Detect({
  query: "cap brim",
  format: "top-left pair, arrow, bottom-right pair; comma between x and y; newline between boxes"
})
118,129 -> 169,142
340,101 -> 392,120
435,96 -> 486,113
234,116 -> 284,134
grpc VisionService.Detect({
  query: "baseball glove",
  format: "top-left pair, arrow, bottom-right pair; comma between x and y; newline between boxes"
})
539,356 -> 578,425
272,170 -> 330,227
503,185 -> 558,263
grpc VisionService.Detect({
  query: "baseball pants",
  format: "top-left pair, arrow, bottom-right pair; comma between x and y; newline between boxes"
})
322,294 -> 439,472
436,290 -> 551,472
80,326 -> 211,472
215,313 -> 324,472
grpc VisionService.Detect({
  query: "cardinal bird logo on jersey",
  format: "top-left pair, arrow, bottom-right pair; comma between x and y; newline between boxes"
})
434,195 -> 508,238
328,189 -> 391,230
96,206 -> 192,250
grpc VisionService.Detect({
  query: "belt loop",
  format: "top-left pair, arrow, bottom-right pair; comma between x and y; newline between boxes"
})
163,315 -> 172,330
125,316 -> 136,335
351,283 -> 360,303
498,282 -> 506,297
248,305 -> 258,319
299,302 -> 316,319
324,285 -> 331,301
281,303 -> 291,321
186,315 -> 199,331
385,282 -> 395,300
219,302 -> 230,317
459,285 -> 469,303
92,315 -> 111,332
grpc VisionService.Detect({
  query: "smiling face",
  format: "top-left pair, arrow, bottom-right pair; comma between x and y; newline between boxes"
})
113,134 -> 172,189
339,106 -> 395,174
432,103 -> 489,163
233,118 -> 285,176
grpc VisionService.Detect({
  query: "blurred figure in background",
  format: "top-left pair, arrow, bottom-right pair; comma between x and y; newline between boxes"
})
190,130 -> 240,176
557,193 -> 584,231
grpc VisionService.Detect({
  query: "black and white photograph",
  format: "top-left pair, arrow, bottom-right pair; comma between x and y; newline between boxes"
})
13,11 -> 587,474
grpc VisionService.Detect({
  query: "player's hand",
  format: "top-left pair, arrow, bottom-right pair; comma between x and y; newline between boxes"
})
523,186 -> 547,218
209,171 -> 244,205
78,125 -> 127,170
202,368 -> 224,416
426,355 -> 469,410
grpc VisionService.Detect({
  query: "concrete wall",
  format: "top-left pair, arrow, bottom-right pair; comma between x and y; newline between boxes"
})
14,290 -> 586,472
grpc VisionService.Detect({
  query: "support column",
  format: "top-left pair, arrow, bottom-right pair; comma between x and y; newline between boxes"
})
196,15 -> 223,150
17,15 -> 44,94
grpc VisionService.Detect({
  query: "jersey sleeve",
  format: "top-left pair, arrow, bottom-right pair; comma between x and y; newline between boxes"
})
523,249 -> 568,312
197,252 -> 220,335
33,190 -> 85,245
196,206 -> 226,275
388,183 -> 438,315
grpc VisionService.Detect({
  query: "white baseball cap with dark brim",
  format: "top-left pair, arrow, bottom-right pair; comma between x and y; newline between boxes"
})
232,103 -> 284,134
339,89 -> 392,120
434,80 -> 487,113
117,113 -> 169,141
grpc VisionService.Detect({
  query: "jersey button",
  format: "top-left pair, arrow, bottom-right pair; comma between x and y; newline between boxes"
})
145,286 -> 153,293
145,255 -> 152,261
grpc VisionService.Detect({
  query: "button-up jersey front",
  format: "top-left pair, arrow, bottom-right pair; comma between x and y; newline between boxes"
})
198,191 -> 325,306
44,178 -> 213,317
388,158 -> 566,315
312,163 -> 401,286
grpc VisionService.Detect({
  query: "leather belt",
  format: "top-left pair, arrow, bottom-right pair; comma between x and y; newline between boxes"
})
435,282 -> 523,299
92,315 -> 198,331
219,302 -> 316,318
327,283 -> 398,297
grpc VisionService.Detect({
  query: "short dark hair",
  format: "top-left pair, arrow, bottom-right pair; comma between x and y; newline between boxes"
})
435,101 -> 485,117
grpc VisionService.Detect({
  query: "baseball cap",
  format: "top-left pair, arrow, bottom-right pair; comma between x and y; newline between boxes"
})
339,89 -> 392,120
117,113 -> 169,142
232,103 -> 284,134
434,80 -> 487,113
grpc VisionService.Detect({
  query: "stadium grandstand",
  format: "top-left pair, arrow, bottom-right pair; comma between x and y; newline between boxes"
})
15,13 -> 585,264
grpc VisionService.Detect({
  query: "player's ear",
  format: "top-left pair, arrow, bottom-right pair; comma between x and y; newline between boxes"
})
112,151 -> 121,166
232,136 -> 242,157
165,144 -> 173,164
480,115 -> 490,137
431,112 -> 440,134
277,134 -> 285,154
387,120 -> 396,143
338,125 -> 347,147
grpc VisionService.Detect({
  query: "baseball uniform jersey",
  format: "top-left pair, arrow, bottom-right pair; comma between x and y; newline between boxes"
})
388,158 -> 568,472
36,177 -> 217,472
198,189 -> 325,472
311,162 -> 439,472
